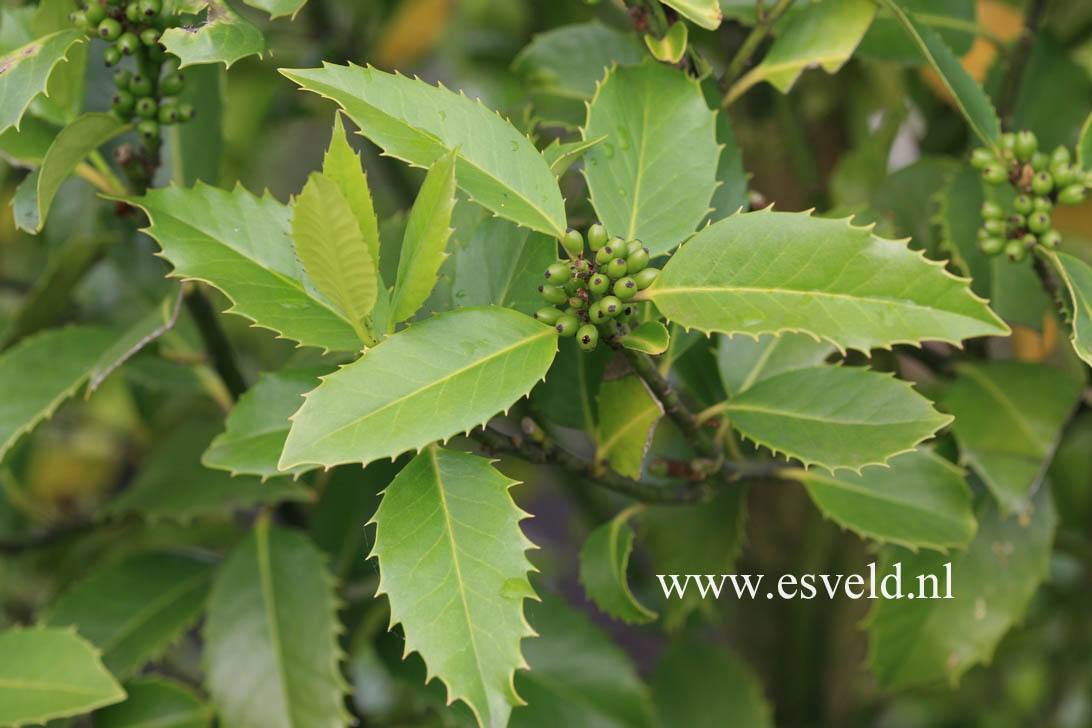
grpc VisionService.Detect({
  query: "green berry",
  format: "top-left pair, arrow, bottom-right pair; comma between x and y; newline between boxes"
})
634,267 -> 660,290
111,89 -> 135,115
98,17 -> 122,40
534,307 -> 561,325
614,277 -> 638,300
85,3 -> 107,25
625,239 -> 644,256
139,0 -> 161,17
1001,132 -> 1016,152
595,245 -> 616,266
1027,211 -> 1051,234
982,218 -> 1006,236
1030,151 -> 1049,171
567,296 -> 586,311
606,258 -> 627,279
158,104 -> 179,125
70,9 -> 90,29
587,223 -> 608,251
1030,170 -> 1053,196
539,283 -> 568,305
136,119 -> 159,142
135,96 -> 157,119
980,201 -> 1005,219
125,2 -> 140,22
587,301 -> 604,323
1014,130 -> 1037,161
1012,194 -> 1033,215
113,69 -> 133,89
140,27 -> 160,46
1008,213 -> 1026,230
621,304 -> 636,319
562,228 -> 584,258
600,295 -> 622,317
545,262 -> 572,284
555,314 -> 579,337
116,32 -> 139,55
1050,144 -> 1071,168
562,279 -> 579,296
147,42 -> 167,62
102,46 -> 121,66
129,74 -> 153,96
1033,196 -> 1053,212
626,247 -> 649,274
1052,163 -> 1080,188
980,236 -> 1004,255
982,163 -> 1007,185
976,226 -> 990,241
1039,229 -> 1062,249
588,274 -> 609,296
970,148 -> 994,169
1005,238 -> 1027,262
577,324 -> 598,352
161,72 -> 185,96
1058,184 -> 1086,206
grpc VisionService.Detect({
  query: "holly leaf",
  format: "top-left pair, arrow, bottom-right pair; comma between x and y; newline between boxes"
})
1046,250 -> 1092,367
660,0 -> 722,30
280,63 -> 568,238
279,307 -> 557,470
785,448 -> 977,551
0,29 -> 85,134
941,361 -> 1083,513
866,487 -> 1055,689
721,366 -> 951,472
45,553 -> 214,678
583,61 -> 718,256
390,148 -> 457,325
1078,110 -> 1092,168
934,164 -> 991,298
0,626 -> 125,726
204,368 -> 328,480
240,0 -> 307,19
0,114 -> 57,166
541,135 -> 605,177
645,21 -> 688,65
204,517 -> 349,728
621,321 -> 670,355
716,332 -> 834,396
122,183 -> 365,352
652,638 -> 772,728
709,111 -> 748,221
323,113 -> 381,266
579,505 -> 657,625
644,209 -> 1009,352
160,1 -> 266,69
530,337 -> 610,431
596,374 -> 663,479
370,447 -> 537,728
94,678 -> 211,728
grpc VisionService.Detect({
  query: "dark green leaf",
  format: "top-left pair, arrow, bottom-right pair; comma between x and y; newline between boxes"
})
716,332 -> 834,396
597,374 -> 663,479
94,678 -> 211,728
579,505 -> 657,624
652,637 -> 772,728
1047,251 -> 1092,367
160,1 -> 266,69
622,321 -> 670,355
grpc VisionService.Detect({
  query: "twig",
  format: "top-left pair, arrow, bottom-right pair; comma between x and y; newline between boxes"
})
720,0 -> 795,105
183,286 -> 248,400
0,522 -> 95,554
998,0 -> 1050,124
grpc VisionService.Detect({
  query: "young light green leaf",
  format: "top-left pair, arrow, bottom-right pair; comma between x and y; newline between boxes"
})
45,553 -> 214,678
449,216 -> 557,316
644,209 -> 1009,353
1046,250 -> 1092,367
279,306 -> 557,470
652,638 -> 772,728
867,487 -> 1055,689
240,0 -> 307,19
0,626 -> 125,726
876,0 -> 1001,150
390,149 -> 457,325
0,29 -> 84,134
716,332 -> 834,396
660,0 -> 722,30
579,505 -> 657,625
785,448 -> 976,551
160,1 -> 265,68
370,447 -> 537,728
204,368 -> 327,480
292,173 -> 378,343
511,594 -> 657,728
941,361 -> 1082,513
721,366 -> 951,472
645,21 -> 688,65
622,321 -> 670,355
0,325 -> 114,463
280,63 -> 568,237
204,517 -> 349,728
94,678 -> 211,728
583,61 -> 718,256
122,182 -> 364,352
597,374 -> 664,479
323,113 -> 381,266
541,135 -> 605,177
1078,110 -> 1092,167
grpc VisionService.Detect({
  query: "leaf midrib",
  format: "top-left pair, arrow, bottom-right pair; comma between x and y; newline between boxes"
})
255,521 -> 294,724
0,679 -> 108,696
96,566 -> 209,658
957,367 -> 1047,450
724,401 -> 938,427
799,471 -> 970,532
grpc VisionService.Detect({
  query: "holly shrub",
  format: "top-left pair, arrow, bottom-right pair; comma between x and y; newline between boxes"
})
1,0 -> 1091,726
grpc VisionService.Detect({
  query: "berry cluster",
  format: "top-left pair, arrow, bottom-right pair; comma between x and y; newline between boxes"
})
971,131 -> 1089,262
68,0 -> 194,146
534,223 -> 661,352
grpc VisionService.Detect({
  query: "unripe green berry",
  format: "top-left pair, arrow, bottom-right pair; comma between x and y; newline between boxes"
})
534,307 -> 561,325
588,274 -> 609,295
555,314 -> 579,337
1027,211 -> 1051,234
982,163 -> 1007,185
1008,213 -> 1026,230
1005,238 -> 1027,262
70,10 -> 91,31
595,245 -> 616,266
980,236 -> 1004,255
128,74 -> 153,96
1012,194 -> 1033,215
1058,184 -> 1086,206
545,262 -> 572,284
102,46 -> 121,66
140,27 -> 160,46
1050,144 -> 1071,168
1000,132 -> 1016,152
1052,163 -> 1079,188
1014,130 -> 1037,161
158,104 -> 179,125
1033,196 -> 1053,212
587,223 -> 608,251
136,119 -> 159,142
976,226 -> 990,241
577,324 -> 598,352
125,2 -> 140,22
600,295 -> 622,317
634,267 -> 660,290
1030,151 -> 1048,171
567,296 -> 586,310
147,43 -> 167,62
606,258 -> 627,279
1030,170 -> 1053,196
625,239 -> 644,256
980,201 -> 1005,219
98,17 -> 122,40
970,148 -> 994,169
587,301 -> 604,323
614,276 -> 638,300
139,0 -> 161,17
982,218 -> 1006,235
562,279 -> 579,296
116,32 -> 139,55
85,3 -> 107,25
539,283 -> 568,305
159,72 -> 184,96
626,247 -> 649,274
113,69 -> 132,89
111,89 -> 135,115
561,228 -> 584,258
1039,229 -> 1062,249
135,96 -> 157,119
621,304 -> 636,319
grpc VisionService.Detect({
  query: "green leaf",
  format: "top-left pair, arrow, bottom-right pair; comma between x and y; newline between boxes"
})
739,0 -> 874,93
323,113 -> 381,267
541,135 -> 605,177
876,0 -> 1000,150
94,678 -> 211,728
652,638 -> 772,728
87,288 -> 185,393
934,164 -> 991,298
660,0 -> 722,30
0,626 -> 125,726
512,595 -> 657,728
622,321 -> 670,355
709,111 -> 748,221
160,1 -> 266,69
941,361 -> 1083,513
579,505 -> 657,625
1049,412 -> 1092,528
168,63 -> 223,186
204,368 -> 327,480
240,0 -> 306,19
644,209 -> 1009,353
292,173 -> 378,343
1047,251 -> 1092,367
449,217 -> 558,317
786,448 -> 976,551
857,0 -> 977,62
644,21 -> 688,65
26,113 -> 128,234
310,461 -> 392,579
0,325 -> 113,463
104,420 -> 308,522
721,366 -> 951,472
45,553 -> 214,678
0,29 -> 85,134
866,487 -> 1055,689
279,306 -> 557,470
0,114 -> 57,166
1079,110 -> 1092,168
530,337 -> 610,431
204,517 -> 348,728
32,0 -> 87,120
596,374 -> 663,479
716,332 -> 834,396
583,61 -> 718,256
370,447 -> 537,728
123,182 -> 364,352
280,63 -> 568,238
390,149 -> 457,325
